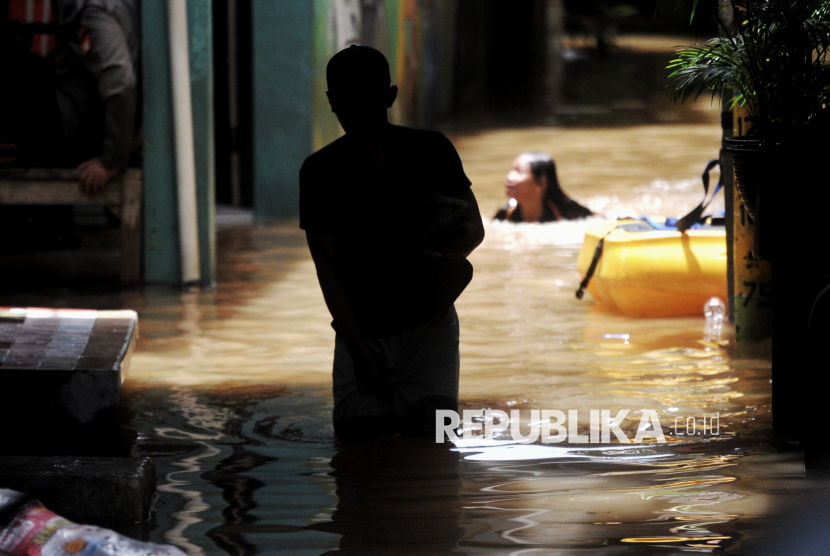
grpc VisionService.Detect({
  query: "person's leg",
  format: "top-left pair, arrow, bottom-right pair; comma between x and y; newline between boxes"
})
390,306 -> 460,436
331,334 -> 395,436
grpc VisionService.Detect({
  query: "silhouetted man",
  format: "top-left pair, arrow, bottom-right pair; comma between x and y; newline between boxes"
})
300,45 -> 484,436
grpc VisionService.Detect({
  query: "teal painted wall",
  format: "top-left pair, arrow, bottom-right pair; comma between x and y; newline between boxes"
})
142,0 -> 179,283
188,0 -> 216,288
251,0 -> 314,222
141,0 -> 215,284
311,0 -> 340,152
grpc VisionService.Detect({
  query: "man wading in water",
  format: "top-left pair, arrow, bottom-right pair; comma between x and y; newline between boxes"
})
300,45 -> 484,436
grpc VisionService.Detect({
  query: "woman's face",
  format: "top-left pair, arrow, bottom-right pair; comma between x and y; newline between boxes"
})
505,155 -> 544,204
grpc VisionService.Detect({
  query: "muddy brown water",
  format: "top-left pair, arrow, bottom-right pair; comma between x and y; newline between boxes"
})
116,121 -> 830,554
4,36 -> 830,555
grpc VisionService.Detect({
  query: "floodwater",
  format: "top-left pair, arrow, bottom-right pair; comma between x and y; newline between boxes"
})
5,36 -> 830,555
118,124 -> 802,556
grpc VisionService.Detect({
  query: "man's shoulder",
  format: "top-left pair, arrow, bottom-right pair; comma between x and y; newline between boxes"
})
302,136 -> 348,173
391,124 -> 450,146
390,125 -> 459,164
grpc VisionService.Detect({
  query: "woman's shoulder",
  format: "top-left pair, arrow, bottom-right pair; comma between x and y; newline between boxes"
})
544,197 -> 594,221
560,199 -> 594,220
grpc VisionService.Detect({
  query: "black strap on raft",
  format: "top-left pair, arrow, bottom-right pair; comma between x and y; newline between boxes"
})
576,158 -> 722,300
576,231 -> 612,299
675,158 -> 722,233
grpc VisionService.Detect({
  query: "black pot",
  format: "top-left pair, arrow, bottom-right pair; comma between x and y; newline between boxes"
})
722,136 -> 779,223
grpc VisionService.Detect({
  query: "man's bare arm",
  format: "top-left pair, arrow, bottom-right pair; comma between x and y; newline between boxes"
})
306,232 -> 386,389
435,187 -> 485,258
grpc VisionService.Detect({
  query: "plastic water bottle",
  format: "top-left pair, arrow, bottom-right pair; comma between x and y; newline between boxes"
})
704,297 -> 726,340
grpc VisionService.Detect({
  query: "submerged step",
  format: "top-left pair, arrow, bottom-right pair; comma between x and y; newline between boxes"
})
0,456 -> 155,524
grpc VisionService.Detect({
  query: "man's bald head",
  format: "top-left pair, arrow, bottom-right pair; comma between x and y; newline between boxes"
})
326,45 -> 391,96
325,45 -> 397,135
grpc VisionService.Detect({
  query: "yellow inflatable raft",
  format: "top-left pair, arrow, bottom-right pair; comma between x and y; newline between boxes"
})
576,218 -> 727,317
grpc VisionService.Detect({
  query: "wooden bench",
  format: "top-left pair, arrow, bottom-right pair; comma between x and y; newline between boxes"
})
0,168 -> 142,284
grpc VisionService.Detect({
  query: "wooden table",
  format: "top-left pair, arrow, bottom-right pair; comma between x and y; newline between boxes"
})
0,168 -> 142,284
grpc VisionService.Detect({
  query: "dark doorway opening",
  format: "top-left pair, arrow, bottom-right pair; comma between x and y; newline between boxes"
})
213,0 -> 253,208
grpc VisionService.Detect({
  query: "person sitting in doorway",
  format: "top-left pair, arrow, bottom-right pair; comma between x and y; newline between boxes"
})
0,0 -> 140,195
494,151 -> 594,223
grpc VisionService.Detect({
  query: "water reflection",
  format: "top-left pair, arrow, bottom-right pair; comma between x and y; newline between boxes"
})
202,445 -> 277,556
311,437 -> 463,555
120,375 -> 803,556
454,442 -> 753,553
129,385 -> 338,555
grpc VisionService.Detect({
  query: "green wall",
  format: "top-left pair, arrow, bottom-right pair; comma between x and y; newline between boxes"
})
312,0 -> 341,152
141,0 -> 215,285
142,0 -> 178,283
251,0 -> 314,223
144,0 -> 454,261
188,0 -> 216,288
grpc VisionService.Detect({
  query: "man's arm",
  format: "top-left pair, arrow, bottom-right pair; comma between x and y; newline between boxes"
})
77,7 -> 137,194
433,186 -> 485,258
306,232 -> 387,391
428,132 -> 484,257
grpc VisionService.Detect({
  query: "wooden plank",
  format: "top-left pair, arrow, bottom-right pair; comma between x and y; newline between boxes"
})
0,169 -> 144,284
120,169 -> 143,284
0,168 -> 82,181
0,179 -> 121,205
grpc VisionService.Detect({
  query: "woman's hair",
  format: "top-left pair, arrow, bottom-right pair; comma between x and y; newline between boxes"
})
520,151 -> 593,220
520,151 -> 567,206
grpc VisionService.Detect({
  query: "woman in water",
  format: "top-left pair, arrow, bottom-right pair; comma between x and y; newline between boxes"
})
494,151 -> 594,222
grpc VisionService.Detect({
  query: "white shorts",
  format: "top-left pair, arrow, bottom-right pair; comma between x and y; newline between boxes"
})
332,306 -> 460,436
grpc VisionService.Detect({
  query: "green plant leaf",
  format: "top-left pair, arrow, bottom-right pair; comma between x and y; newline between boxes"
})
666,0 -> 830,138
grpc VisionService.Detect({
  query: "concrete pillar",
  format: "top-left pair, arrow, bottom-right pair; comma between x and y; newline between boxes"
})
731,102 -> 772,354
141,0 -> 215,285
142,0 -> 178,283
187,0 -> 216,288
718,0 -> 735,324
251,0 -> 313,222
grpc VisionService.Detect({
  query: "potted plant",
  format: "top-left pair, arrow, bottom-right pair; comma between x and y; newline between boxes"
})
666,0 -> 830,223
